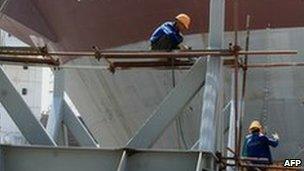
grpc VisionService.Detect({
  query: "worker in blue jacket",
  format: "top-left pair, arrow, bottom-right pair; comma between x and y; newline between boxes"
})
242,120 -> 279,167
150,13 -> 191,51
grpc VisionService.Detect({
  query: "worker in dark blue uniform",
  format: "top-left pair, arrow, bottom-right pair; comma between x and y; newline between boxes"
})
149,13 -> 192,87
150,13 -> 191,51
242,120 -> 279,170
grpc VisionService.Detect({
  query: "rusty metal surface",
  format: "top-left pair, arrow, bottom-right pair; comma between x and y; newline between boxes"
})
112,61 -> 194,68
0,49 -> 297,57
0,56 -> 58,65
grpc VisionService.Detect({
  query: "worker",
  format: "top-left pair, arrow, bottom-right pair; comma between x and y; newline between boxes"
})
149,13 -> 191,51
242,120 -> 279,169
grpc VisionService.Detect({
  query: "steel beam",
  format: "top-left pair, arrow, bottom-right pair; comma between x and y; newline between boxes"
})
0,145 -> 215,171
199,0 -> 225,152
47,69 -> 65,144
0,67 -> 56,146
0,146 -> 4,171
125,149 -> 199,171
226,73 -> 242,171
2,145 -> 122,171
195,152 -> 214,171
116,150 -> 127,171
47,69 -> 99,147
62,94 -> 99,147
126,58 -> 206,148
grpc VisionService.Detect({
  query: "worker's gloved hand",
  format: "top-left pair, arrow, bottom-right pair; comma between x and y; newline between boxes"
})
179,44 -> 191,50
272,132 -> 279,140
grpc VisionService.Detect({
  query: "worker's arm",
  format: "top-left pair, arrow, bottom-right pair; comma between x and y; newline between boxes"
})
266,136 -> 279,147
242,137 -> 248,157
151,35 -> 175,50
178,44 -> 191,50
165,30 -> 183,47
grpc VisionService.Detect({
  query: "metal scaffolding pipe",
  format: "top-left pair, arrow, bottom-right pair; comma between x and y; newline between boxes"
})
239,164 -> 304,170
232,0 -> 241,167
0,56 -> 59,65
238,50 -> 297,56
246,62 -> 304,68
19,50 -> 300,58
237,15 -> 251,171
0,46 -> 298,59
0,48 -> 230,57
112,61 -> 194,68
223,157 -> 269,162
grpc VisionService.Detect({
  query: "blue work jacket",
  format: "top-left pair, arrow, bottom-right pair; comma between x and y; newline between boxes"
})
242,132 -> 279,164
150,22 -> 183,50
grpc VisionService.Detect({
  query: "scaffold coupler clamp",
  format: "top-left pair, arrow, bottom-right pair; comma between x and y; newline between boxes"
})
108,63 -> 116,74
38,45 -> 48,57
92,46 -> 102,61
92,46 -> 115,74
229,42 -> 242,68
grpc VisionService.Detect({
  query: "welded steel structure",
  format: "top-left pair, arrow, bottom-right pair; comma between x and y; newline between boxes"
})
0,0 -> 304,170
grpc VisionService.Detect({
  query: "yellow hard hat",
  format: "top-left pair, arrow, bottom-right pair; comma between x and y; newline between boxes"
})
249,120 -> 262,131
175,13 -> 191,30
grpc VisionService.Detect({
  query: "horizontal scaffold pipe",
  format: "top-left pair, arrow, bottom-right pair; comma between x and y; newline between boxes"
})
245,62 -> 304,68
18,50 -> 300,58
112,60 -> 194,68
239,163 -> 304,170
0,46 -> 298,58
0,56 -> 58,65
222,157 -> 269,162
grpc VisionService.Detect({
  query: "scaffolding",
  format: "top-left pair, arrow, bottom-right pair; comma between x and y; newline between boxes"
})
0,41 -> 301,171
0,0 -> 303,170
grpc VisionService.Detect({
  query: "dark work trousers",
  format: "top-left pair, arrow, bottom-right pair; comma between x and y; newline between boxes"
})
151,35 -> 178,51
151,35 -> 180,65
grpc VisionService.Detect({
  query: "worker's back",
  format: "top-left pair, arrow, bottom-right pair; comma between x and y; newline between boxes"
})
243,132 -> 279,164
150,22 -> 183,50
